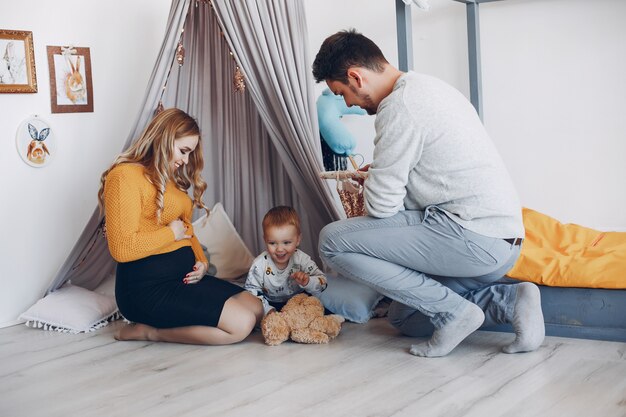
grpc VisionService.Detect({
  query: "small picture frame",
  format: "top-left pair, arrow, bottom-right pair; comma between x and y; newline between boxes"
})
0,29 -> 38,93
16,115 -> 56,168
47,45 -> 94,113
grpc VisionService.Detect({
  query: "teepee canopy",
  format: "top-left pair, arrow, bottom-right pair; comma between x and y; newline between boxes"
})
46,0 -> 340,294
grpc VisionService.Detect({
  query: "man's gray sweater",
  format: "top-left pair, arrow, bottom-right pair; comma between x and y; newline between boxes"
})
364,71 -> 524,239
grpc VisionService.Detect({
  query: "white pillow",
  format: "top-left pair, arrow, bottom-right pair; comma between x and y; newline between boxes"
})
19,284 -> 119,333
193,202 -> 255,281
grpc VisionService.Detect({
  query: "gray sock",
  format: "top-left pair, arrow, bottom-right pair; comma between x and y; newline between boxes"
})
503,282 -> 545,353
409,302 -> 484,358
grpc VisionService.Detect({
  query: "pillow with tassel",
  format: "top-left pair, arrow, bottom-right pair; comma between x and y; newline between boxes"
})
19,283 -> 119,333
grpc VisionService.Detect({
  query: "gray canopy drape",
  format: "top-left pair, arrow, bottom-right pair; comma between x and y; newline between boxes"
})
210,0 -> 340,226
47,0 -> 339,294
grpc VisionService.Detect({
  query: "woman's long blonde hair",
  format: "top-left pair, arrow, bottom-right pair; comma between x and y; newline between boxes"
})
97,108 -> 209,223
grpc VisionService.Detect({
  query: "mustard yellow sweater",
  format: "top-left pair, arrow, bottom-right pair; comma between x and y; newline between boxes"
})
103,163 -> 207,264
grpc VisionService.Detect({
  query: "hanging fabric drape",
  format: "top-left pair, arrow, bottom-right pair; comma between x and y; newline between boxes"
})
211,0 -> 342,249
161,0 -> 322,256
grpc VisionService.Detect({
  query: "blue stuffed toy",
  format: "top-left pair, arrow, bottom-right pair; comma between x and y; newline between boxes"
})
316,88 -> 366,156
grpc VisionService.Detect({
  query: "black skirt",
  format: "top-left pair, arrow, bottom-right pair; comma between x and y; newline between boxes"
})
115,246 -> 243,328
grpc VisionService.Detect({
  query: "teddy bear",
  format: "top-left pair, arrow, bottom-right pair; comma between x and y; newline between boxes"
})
261,293 -> 345,346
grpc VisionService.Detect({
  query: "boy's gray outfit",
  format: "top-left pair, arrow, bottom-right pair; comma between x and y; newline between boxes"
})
245,249 -> 328,315
319,72 -> 525,332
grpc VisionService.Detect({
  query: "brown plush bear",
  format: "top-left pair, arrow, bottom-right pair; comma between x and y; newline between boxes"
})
261,293 -> 345,346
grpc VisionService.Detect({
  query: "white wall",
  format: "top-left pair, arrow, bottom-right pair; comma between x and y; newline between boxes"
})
305,0 -> 626,230
0,0 -> 171,326
480,0 -> 626,230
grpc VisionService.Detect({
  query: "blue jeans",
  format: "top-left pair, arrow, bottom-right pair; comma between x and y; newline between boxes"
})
318,206 -> 521,331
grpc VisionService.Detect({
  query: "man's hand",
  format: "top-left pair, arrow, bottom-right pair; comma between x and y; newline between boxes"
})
355,164 -> 370,186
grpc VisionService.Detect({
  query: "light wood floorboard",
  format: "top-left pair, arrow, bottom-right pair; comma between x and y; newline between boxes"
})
1,319 -> 625,417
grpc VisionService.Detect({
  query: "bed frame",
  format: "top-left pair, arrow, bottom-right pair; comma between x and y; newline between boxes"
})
395,0 -> 500,119
395,0 -> 626,343
487,278 -> 626,343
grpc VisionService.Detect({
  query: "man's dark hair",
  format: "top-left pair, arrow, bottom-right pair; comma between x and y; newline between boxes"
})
312,29 -> 388,84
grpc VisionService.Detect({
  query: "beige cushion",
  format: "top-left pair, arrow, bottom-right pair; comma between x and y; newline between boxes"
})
193,203 -> 254,281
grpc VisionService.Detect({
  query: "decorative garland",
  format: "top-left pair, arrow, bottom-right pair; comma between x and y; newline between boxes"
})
155,0 -> 245,115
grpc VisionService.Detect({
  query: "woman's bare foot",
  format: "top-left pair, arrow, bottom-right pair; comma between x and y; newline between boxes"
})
114,323 -> 156,341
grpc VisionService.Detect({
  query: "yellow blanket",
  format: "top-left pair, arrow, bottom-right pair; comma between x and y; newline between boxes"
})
507,208 -> 626,289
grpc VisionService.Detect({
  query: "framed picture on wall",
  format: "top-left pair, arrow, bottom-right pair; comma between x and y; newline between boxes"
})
0,29 -> 38,93
15,115 -> 56,168
47,45 -> 94,113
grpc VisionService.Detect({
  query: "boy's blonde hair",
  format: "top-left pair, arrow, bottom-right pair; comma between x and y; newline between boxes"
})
262,206 -> 301,237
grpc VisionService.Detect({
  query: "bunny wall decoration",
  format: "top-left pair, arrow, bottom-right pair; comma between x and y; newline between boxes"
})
64,54 -> 86,104
16,116 -> 56,168
26,123 -> 51,165
0,41 -> 26,85
48,45 -> 93,113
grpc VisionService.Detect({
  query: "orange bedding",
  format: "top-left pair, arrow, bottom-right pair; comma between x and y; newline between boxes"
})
506,208 -> 626,289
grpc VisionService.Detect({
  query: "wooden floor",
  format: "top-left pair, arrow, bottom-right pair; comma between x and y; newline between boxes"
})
1,319 -> 625,417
